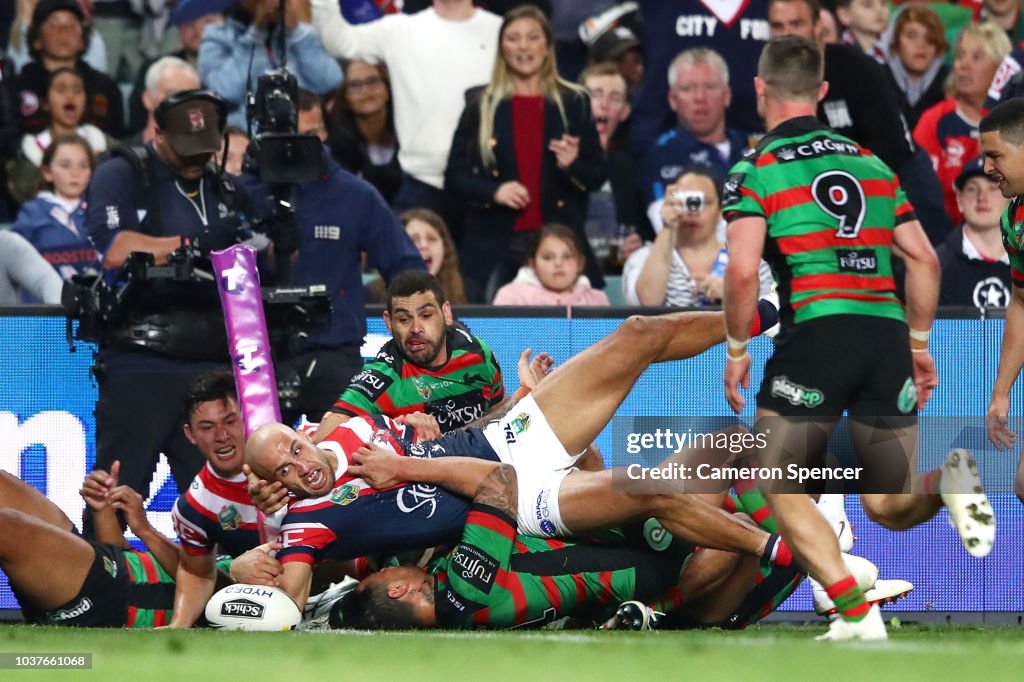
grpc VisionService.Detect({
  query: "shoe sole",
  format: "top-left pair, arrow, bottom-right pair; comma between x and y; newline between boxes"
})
818,580 -> 914,616
940,449 -> 995,558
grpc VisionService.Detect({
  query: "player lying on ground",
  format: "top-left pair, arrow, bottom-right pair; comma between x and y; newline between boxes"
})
0,465 -> 179,627
245,307 -> 790,610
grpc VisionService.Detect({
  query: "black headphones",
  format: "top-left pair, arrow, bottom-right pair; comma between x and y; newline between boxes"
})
154,88 -> 229,131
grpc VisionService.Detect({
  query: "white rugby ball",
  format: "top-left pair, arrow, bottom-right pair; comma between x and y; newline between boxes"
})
205,584 -> 301,631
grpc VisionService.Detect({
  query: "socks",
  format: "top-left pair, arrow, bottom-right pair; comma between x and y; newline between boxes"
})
749,296 -> 780,337
762,533 -> 794,567
827,575 -> 870,622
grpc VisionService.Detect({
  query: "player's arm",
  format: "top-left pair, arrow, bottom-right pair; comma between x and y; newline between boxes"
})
722,216 -> 767,414
989,285 -> 1024,448
79,463 -> 128,548
278,561 -> 313,611
893,217 -> 941,407
349,445 -> 501,499
312,411 -> 351,444
168,550 -> 217,628
108,485 -> 180,577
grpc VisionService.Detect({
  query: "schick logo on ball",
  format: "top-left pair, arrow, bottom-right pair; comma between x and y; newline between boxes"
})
221,599 -> 265,619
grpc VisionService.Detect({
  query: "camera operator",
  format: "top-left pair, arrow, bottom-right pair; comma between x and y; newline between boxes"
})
243,90 -> 425,427
82,88 -> 261,537
622,168 -> 774,307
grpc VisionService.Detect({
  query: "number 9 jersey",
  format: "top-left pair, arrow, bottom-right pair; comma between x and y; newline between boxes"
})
722,116 -> 915,329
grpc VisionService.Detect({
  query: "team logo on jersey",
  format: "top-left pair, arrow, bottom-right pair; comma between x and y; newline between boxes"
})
218,504 -> 241,530
837,249 -> 878,274
414,376 -> 432,401
103,556 -> 117,578
330,484 -> 359,506
504,413 -> 531,444
644,518 -> 672,551
450,543 -> 498,593
897,378 -> 918,414
770,376 -> 824,408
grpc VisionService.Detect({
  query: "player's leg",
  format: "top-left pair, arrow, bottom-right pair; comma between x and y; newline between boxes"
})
0,471 -> 76,532
0,509 -> 96,609
532,311 -> 727,455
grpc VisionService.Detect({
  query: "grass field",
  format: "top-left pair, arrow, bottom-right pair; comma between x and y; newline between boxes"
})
1,623 -> 1022,681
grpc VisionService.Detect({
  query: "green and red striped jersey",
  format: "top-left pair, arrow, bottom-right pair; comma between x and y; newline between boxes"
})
331,324 -> 504,433
431,505 -> 649,629
723,117 -> 914,326
1000,197 -> 1024,287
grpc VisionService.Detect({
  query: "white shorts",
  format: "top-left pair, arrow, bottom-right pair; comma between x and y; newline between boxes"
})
482,394 -> 584,538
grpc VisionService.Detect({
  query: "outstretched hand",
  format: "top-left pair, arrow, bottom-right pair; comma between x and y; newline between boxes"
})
244,464 -> 290,515
108,485 -> 147,534
394,412 -> 442,442
80,460 -> 120,511
517,348 -> 555,390
348,444 -> 405,489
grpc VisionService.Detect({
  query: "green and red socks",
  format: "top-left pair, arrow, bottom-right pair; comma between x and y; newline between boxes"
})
826,575 -> 870,622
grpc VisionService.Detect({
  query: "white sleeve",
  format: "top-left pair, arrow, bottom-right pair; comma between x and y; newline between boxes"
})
620,246 -> 651,307
756,259 -> 776,299
0,232 -> 63,304
311,0 -> 393,62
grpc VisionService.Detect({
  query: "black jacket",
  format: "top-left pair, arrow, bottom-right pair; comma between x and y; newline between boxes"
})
936,227 -> 1012,308
12,59 -> 124,138
446,85 -> 607,295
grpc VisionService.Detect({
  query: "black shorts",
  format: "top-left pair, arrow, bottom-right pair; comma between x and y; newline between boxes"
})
757,315 -> 918,419
18,542 -> 129,627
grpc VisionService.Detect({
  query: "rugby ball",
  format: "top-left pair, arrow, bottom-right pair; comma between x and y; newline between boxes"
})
205,584 -> 301,631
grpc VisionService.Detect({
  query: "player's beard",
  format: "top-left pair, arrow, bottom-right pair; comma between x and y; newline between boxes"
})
402,333 -> 445,366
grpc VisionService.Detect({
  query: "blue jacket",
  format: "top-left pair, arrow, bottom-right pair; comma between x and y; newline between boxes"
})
199,16 -> 343,128
639,125 -> 750,205
246,149 -> 425,349
13,193 -> 100,280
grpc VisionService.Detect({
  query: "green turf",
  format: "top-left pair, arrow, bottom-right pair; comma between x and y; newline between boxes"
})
0,624 -> 1021,681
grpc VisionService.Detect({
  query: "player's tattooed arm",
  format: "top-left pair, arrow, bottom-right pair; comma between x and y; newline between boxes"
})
473,464 -> 518,521
467,395 -> 515,430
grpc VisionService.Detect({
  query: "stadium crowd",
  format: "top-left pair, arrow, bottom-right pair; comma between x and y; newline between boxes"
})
0,0 -> 1015,641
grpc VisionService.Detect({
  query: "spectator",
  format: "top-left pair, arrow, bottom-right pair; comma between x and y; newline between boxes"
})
7,0 -> 108,73
818,5 -> 841,45
937,156 -> 1012,307
622,168 -> 773,307
885,4 -> 950,129
400,207 -> 475,304
639,47 -> 749,232
446,5 -> 606,300
310,0 -> 502,231
835,0 -> 890,60
12,133 -> 99,280
915,21 -> 1011,225
220,125 -> 249,176
0,53 -> 21,222
7,66 -> 110,204
493,223 -> 610,306
199,0 -> 342,128
982,0 -> 1024,44
90,0 -> 143,82
296,88 -> 327,142
629,1 -> 769,155
11,0 -> 123,136
768,0 -> 954,246
125,56 -> 200,146
0,230 -> 63,304
580,60 -> 650,273
325,59 -> 401,205
126,12 -> 223,138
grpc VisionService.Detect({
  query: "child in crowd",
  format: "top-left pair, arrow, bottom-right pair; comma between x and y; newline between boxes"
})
492,223 -> 609,307
399,208 -> 476,304
220,125 -> 251,176
835,0 -> 891,60
12,133 -> 100,280
7,66 -> 109,205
